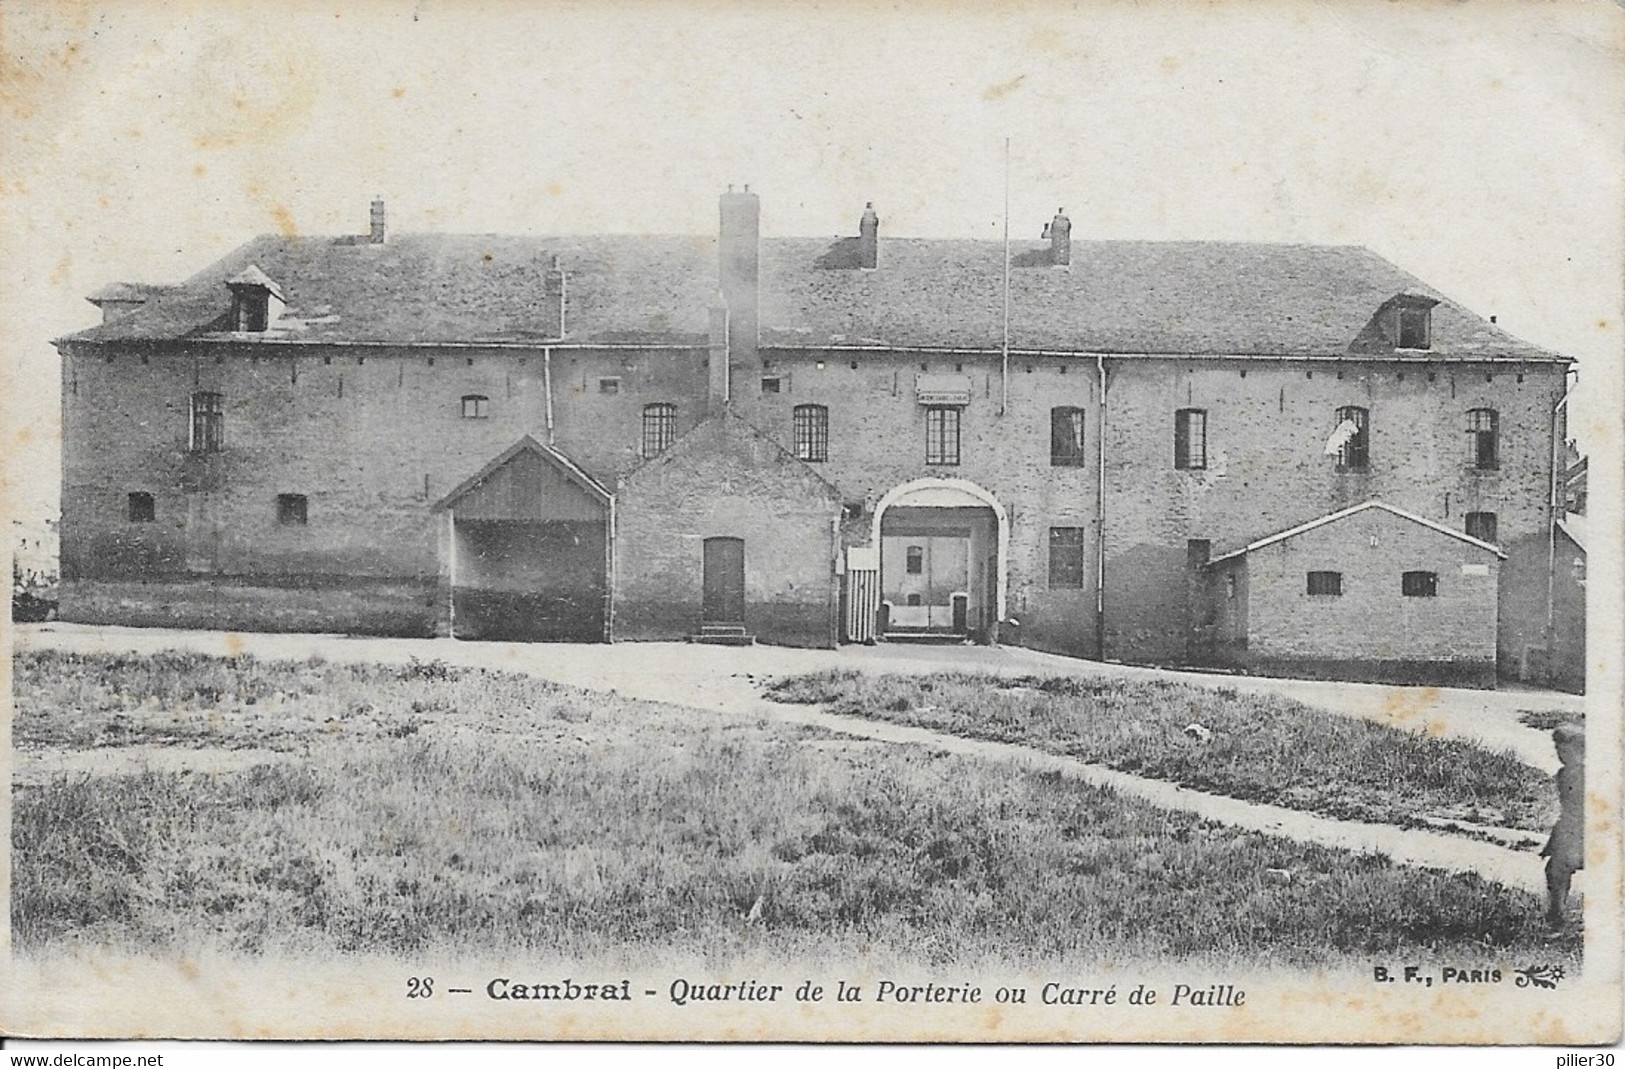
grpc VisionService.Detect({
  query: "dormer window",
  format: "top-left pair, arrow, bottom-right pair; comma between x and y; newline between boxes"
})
225,265 -> 284,334
234,289 -> 269,332
1396,305 -> 1430,350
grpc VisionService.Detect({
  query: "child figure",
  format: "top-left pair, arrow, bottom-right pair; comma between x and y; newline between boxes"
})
1542,723 -> 1585,927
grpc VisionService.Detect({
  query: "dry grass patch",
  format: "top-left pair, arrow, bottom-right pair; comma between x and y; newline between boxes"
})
13,651 -> 1575,967
765,670 -> 1556,837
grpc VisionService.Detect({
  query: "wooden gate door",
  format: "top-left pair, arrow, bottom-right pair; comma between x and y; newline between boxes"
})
702,537 -> 745,625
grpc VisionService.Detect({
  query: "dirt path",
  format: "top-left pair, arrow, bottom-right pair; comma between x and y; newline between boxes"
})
16,622 -> 1576,766
13,623 -> 1569,894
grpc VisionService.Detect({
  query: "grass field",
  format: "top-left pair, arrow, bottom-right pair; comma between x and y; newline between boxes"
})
765,670 -> 1556,837
12,650 -> 1576,966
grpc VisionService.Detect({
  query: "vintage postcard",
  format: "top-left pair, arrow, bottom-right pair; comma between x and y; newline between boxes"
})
2,0 -> 1621,1047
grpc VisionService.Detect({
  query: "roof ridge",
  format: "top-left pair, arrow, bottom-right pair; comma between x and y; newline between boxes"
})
1207,498 -> 1506,566
622,407 -> 842,498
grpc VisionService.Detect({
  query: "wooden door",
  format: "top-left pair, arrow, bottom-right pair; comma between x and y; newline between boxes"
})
702,537 -> 745,625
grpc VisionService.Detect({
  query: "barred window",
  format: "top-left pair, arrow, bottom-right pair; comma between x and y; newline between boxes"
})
794,404 -> 828,462
1467,408 -> 1498,470
1333,406 -> 1369,472
1174,408 -> 1207,470
1402,571 -> 1437,598
925,406 -> 960,466
461,394 -> 490,419
1050,407 -> 1086,466
277,493 -> 308,526
127,492 -> 155,523
1049,527 -> 1087,589
189,391 -> 223,453
642,402 -> 677,457
1465,511 -> 1498,543
905,545 -> 924,575
1306,571 -> 1343,596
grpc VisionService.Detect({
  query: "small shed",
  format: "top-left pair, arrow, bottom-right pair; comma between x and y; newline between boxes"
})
1201,500 -> 1504,687
432,437 -> 613,642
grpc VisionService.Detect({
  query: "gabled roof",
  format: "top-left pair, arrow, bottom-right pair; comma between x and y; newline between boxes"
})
1206,500 -> 1506,566
622,407 -> 842,500
227,264 -> 285,301
58,230 -> 1568,363
431,435 -> 612,512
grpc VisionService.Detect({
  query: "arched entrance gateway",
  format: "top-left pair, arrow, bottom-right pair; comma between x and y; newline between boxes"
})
856,478 -> 1007,643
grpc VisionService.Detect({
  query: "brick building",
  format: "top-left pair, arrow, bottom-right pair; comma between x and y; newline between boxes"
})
1203,502 -> 1504,687
54,190 -> 1577,685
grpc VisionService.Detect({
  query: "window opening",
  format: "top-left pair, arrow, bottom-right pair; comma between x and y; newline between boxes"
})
642,403 -> 677,457
1306,571 -> 1343,596
189,392 -> 224,453
277,494 -> 308,526
1467,408 -> 1498,470
1174,408 -> 1207,470
925,406 -> 961,466
794,404 -> 828,462
1333,406 -> 1369,472
1050,407 -> 1087,466
1402,571 -> 1438,597
1465,511 -> 1498,543
1396,306 -> 1431,349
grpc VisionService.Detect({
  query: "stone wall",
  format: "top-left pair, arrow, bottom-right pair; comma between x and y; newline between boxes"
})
614,413 -> 839,647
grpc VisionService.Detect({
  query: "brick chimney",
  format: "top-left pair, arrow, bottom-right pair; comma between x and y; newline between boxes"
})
708,292 -> 730,413
718,185 -> 760,376
369,197 -> 386,244
543,254 -> 567,337
859,202 -> 879,269
1049,208 -> 1071,267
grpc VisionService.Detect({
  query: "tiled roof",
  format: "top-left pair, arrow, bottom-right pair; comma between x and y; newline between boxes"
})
1206,500 -> 1507,566
431,435 -> 613,513
227,264 -> 285,301
621,408 -> 843,500
61,231 -> 1567,362
86,282 -> 177,303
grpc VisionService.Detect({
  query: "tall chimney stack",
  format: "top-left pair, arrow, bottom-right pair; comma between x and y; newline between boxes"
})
708,292 -> 730,413
1049,208 -> 1071,267
369,197 -> 387,244
543,254 -> 567,338
718,185 -> 761,388
859,202 -> 879,270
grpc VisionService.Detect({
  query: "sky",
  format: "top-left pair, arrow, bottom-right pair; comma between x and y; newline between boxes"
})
3,0 -> 1621,523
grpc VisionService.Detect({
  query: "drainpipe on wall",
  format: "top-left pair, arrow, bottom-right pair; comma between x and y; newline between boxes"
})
1095,353 -> 1108,659
605,495 -> 617,643
446,511 -> 457,638
830,510 -> 842,647
542,346 -> 556,446
1546,374 -> 1579,635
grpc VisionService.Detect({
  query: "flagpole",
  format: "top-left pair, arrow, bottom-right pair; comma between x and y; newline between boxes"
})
1001,137 -> 1011,416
